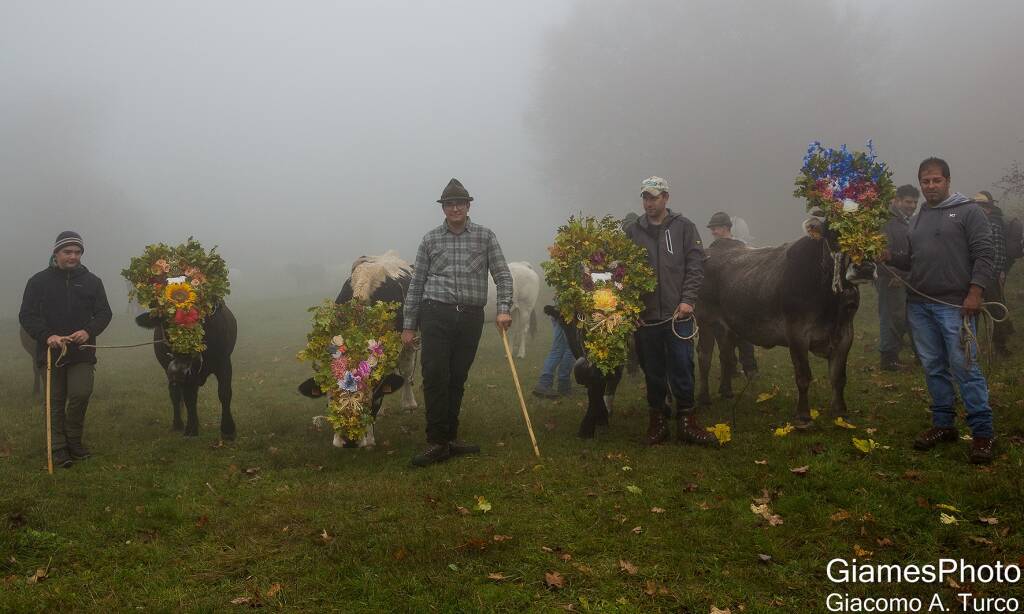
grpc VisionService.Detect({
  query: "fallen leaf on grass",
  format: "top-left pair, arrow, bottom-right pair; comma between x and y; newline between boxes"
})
864,428 -> 878,435
810,408 -> 821,420
572,562 -> 592,574
455,506 -> 470,516
756,385 -> 780,403
229,596 -> 258,607
935,503 -> 961,513
876,537 -> 894,548
474,496 -> 492,513
622,466 -> 632,472
789,465 -> 809,476
487,572 -> 509,582
619,559 -> 638,575
625,485 -> 642,495
492,534 -> 513,542
195,515 -> 209,529
757,553 -> 772,563
544,571 -> 565,590
650,507 -> 665,514
706,423 -> 732,445
750,503 -> 783,526
631,526 -> 643,534
710,606 -> 732,614
939,513 -> 958,525
834,417 -> 857,430
969,536 -> 995,546
320,529 -> 334,543
773,423 -> 795,437
978,517 -> 999,525
852,438 -> 879,454
853,544 -> 873,557
26,567 -> 48,584
391,547 -> 409,561
754,459 -> 768,465
541,546 -> 554,553
265,583 -> 282,598
830,510 -> 851,522
682,483 -> 699,493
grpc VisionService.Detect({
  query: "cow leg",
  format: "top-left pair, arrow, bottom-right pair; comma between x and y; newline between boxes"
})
827,324 -> 854,417
217,362 -> 236,440
517,311 -> 528,359
358,424 -> 376,448
578,381 -> 605,439
696,322 -> 715,407
601,368 -> 622,422
788,342 -> 813,427
182,384 -> 200,437
169,383 -> 184,431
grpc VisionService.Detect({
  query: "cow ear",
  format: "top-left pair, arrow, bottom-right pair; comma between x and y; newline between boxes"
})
803,217 -> 825,240
298,378 -> 324,398
135,312 -> 159,329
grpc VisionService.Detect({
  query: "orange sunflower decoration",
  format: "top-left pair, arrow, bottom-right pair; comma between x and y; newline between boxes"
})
165,282 -> 197,310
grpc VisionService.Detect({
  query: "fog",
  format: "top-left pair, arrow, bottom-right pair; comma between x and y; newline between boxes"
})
2,0 -> 1022,318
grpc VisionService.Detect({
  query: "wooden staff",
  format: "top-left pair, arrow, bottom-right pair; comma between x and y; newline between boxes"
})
501,329 -> 540,458
45,346 -> 53,475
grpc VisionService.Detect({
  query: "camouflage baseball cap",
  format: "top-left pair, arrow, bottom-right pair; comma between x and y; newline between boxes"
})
641,176 -> 669,196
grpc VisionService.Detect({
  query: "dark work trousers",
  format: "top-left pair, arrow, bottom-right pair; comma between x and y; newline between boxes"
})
986,278 -> 1015,351
634,319 -> 696,416
419,301 -> 485,444
47,362 -> 95,452
876,276 -> 914,360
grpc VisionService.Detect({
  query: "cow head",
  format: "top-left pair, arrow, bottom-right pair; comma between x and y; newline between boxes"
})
135,312 -> 203,384
803,214 -> 875,291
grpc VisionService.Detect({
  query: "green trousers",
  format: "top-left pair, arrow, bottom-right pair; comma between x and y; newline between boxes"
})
47,362 -> 95,452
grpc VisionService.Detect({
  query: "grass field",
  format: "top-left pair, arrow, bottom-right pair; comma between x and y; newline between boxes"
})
2,278 -> 1024,612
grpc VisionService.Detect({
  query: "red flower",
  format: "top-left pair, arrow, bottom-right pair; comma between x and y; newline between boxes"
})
174,308 -> 201,328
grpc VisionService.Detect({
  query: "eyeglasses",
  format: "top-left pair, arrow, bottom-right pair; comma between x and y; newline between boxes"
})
441,201 -> 470,210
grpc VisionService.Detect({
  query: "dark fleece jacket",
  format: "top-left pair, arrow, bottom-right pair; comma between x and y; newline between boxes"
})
889,193 -> 994,305
624,209 -> 705,321
19,264 -> 112,366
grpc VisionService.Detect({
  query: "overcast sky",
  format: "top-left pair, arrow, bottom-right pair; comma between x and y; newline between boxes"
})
2,1 -> 1022,318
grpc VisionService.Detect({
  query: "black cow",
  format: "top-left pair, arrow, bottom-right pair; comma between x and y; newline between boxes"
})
298,252 -> 417,448
696,220 -> 874,425
136,303 -> 237,439
19,327 -> 43,395
547,305 -> 623,439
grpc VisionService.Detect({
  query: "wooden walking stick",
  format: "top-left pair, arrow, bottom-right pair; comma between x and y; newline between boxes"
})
501,328 -> 541,458
45,346 -> 53,475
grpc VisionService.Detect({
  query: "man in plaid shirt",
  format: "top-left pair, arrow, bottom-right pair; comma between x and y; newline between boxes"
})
403,178 -> 513,467
975,191 -> 1015,355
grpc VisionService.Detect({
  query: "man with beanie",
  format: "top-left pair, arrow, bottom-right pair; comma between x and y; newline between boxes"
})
19,231 -> 112,468
402,179 -> 514,467
625,177 -> 714,446
885,159 -> 996,464
704,211 -> 758,381
877,185 -> 919,370
974,190 -> 1015,355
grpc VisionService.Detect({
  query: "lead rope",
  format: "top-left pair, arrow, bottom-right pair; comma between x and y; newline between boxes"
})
878,262 -> 1008,370
53,339 -> 168,368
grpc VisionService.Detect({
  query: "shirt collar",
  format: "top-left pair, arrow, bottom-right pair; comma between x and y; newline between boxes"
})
443,218 -> 474,234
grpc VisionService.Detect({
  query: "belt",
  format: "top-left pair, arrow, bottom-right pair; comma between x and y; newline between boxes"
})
423,299 -> 484,313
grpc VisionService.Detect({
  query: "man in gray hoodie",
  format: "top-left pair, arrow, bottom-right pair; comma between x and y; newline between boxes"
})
625,176 -> 714,446
886,157 -> 996,464
877,184 -> 919,370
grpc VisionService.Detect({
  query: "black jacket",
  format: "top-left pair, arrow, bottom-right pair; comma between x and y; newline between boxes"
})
624,210 -> 705,321
19,264 -> 112,366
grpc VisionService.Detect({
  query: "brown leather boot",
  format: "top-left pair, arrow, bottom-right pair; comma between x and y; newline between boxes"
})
644,411 -> 670,446
677,414 -> 717,446
969,437 -> 995,464
913,427 -> 958,451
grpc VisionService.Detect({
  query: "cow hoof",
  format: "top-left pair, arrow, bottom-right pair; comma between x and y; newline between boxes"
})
183,430 -> 199,438
220,431 -> 236,441
793,417 -> 814,430
577,421 -> 597,439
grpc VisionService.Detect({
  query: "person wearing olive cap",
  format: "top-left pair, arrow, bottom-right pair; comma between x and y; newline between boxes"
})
402,179 -> 513,467
974,190 -> 1015,355
703,211 -> 758,382
19,231 -> 112,468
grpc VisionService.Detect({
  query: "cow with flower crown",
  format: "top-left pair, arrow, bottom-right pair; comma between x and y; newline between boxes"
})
123,238 -> 237,439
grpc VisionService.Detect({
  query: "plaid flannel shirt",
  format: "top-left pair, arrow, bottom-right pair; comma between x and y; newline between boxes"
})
403,219 -> 513,329
989,217 -> 1007,274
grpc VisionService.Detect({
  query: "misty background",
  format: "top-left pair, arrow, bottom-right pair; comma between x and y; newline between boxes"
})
2,0 -> 1023,320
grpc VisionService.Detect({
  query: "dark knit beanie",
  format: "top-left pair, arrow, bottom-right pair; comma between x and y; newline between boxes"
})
54,230 -> 84,253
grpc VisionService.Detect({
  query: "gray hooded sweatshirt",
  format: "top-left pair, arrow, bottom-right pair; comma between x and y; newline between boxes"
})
889,192 -> 994,305
624,209 -> 705,322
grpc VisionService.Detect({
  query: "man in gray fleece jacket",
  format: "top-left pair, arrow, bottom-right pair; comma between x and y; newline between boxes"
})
887,157 -> 996,464
625,176 -> 714,446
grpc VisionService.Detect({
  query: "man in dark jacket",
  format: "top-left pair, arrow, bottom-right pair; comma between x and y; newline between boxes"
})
704,211 -> 758,380
19,231 -> 112,468
974,190 -> 1014,355
625,176 -> 713,446
887,159 -> 996,464
877,184 -> 919,370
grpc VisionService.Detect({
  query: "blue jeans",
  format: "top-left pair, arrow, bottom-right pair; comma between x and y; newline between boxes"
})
635,319 -> 695,415
907,301 -> 993,438
537,318 -> 575,394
